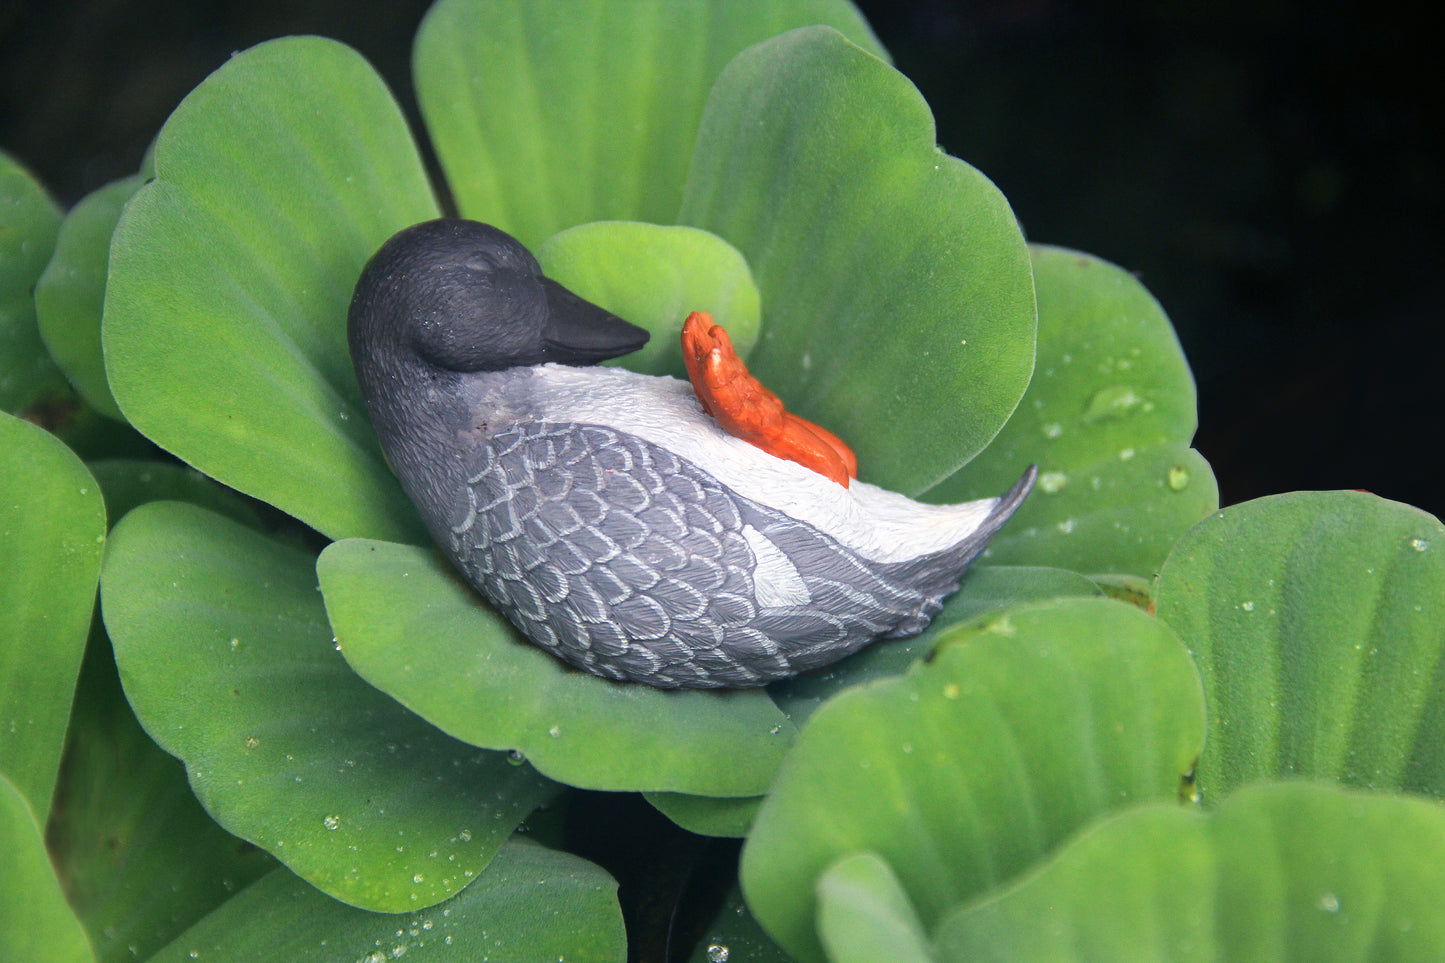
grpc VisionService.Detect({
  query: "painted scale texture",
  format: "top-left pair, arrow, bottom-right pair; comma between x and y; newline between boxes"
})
349,219 -> 1035,688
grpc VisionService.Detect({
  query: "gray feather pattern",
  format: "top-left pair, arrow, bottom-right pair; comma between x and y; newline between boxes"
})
446,420 -> 1010,688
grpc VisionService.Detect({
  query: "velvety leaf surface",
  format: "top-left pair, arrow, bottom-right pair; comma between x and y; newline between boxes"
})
0,773 -> 95,963
1154,491 -> 1445,801
103,37 -> 438,543
642,570 -> 1110,839
35,175 -> 144,421
816,852 -> 934,963
643,791 -> 761,839
536,221 -> 760,377
0,412 -> 106,819
688,887 -> 794,963
102,502 -> 556,911
319,538 -> 796,796
47,629 -> 277,963
679,27 -> 1035,496
935,782 -> 1445,962
770,565 -> 1103,728
150,838 -> 625,962
414,0 -> 885,250
932,245 -> 1217,577
741,597 -> 1205,962
0,150 -> 69,413
88,458 -> 265,531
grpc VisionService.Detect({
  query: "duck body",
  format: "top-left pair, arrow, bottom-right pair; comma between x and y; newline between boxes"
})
350,219 -> 1035,688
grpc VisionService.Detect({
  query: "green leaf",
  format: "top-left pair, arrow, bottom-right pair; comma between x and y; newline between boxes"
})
741,597 -> 1205,962
88,458 -> 265,531
1089,572 -> 1154,609
644,791 -> 761,838
643,569 -> 1108,839
47,628 -> 277,963
0,150 -> 69,414
679,27 -> 1035,496
769,565 -> 1104,728
35,175 -> 145,421
935,782 -> 1445,962
816,852 -> 934,963
651,570 -> 1107,839
931,245 -> 1217,577
0,412 -> 106,819
536,221 -> 760,377
1154,491 -> 1445,801
103,37 -> 438,543
102,502 -> 556,911
149,838 -> 625,962
688,887 -> 794,963
414,0 -> 886,250
0,772 -> 95,963
318,539 -> 796,796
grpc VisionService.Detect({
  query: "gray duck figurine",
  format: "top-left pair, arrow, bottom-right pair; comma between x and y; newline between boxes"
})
348,218 -> 1035,688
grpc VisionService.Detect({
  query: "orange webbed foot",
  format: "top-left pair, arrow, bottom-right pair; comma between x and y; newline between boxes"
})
681,311 -> 857,487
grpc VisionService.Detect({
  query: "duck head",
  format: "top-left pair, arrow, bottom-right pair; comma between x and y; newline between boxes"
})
348,218 -> 649,388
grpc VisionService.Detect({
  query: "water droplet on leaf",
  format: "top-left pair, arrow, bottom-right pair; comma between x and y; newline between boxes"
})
1084,385 -> 1144,422
1038,471 -> 1068,493
1167,466 -> 1190,491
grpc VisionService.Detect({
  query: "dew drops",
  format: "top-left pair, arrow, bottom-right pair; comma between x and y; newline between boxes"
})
548,725 -> 561,738
707,944 -> 730,963
1118,448 -> 1136,461
507,750 -> 526,766
323,814 -> 340,831
1167,466 -> 1190,491
413,874 -> 425,884
1038,471 -> 1068,494
1056,518 -> 1076,534
1318,892 -> 1341,913
769,724 -> 782,735
1083,385 -> 1143,422
229,637 -> 240,651
1241,601 -> 1255,612
1411,538 -> 1429,552
243,736 -> 259,750
943,682 -> 961,700
1042,422 -> 1064,439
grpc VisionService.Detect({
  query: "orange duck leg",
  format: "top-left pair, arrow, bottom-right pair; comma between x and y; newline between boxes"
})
681,311 -> 857,488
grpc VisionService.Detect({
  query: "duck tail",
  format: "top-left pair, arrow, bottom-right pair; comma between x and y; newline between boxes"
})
879,464 -> 1038,628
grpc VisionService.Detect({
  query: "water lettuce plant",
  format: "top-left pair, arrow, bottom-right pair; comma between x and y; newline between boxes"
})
3,1 -> 1442,960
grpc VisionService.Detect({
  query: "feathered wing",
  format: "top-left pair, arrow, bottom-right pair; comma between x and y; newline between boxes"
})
446,421 -> 1029,688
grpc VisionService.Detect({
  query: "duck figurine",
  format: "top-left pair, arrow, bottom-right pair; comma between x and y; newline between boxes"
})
348,218 -> 1035,689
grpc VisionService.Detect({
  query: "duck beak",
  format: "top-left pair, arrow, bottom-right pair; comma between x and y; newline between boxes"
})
539,278 -> 650,365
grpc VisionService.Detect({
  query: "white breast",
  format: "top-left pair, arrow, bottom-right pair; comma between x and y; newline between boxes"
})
500,365 -> 999,566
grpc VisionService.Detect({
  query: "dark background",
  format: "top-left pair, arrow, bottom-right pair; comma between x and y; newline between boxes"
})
3,0 -> 1440,519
